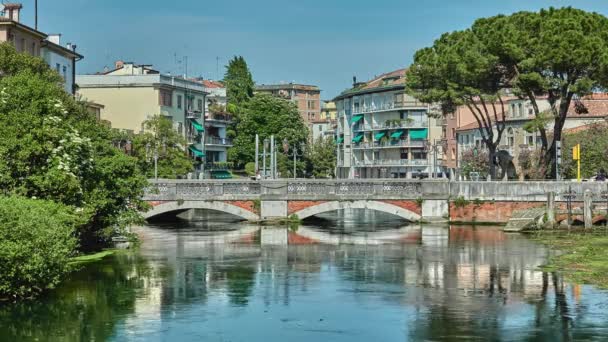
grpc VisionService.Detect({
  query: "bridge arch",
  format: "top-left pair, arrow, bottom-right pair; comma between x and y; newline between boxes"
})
144,201 -> 259,221
293,200 -> 420,222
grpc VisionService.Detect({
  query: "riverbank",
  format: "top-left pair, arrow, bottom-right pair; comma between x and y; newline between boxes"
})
533,230 -> 608,288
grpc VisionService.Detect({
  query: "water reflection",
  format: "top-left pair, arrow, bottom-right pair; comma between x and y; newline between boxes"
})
1,211 -> 608,341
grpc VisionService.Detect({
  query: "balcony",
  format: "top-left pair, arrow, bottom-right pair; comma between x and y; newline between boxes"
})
352,139 -> 427,149
187,134 -> 200,145
352,100 -> 428,115
186,110 -> 202,120
352,120 -> 428,132
205,136 -> 233,146
353,159 -> 428,167
206,113 -> 234,124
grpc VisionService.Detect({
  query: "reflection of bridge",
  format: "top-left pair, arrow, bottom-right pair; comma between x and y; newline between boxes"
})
143,179 -> 608,223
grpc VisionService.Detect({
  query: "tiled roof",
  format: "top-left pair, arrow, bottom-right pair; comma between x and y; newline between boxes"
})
568,97 -> 608,117
335,68 -> 407,99
202,80 -> 224,88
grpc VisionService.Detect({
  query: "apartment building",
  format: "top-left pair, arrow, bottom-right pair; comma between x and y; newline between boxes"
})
200,80 -> 233,170
255,83 -> 321,124
334,69 -> 444,179
76,62 -> 208,175
0,3 -> 82,94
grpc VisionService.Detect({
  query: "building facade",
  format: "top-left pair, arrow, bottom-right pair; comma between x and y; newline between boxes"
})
201,80 -> 233,167
255,83 -> 321,124
76,62 -> 208,176
334,69 -> 444,179
0,3 -> 82,94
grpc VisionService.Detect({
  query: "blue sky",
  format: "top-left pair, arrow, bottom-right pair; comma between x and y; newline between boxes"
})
23,0 -> 608,98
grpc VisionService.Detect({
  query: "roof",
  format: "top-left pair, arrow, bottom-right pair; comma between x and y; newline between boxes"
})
256,83 -> 320,92
334,68 -> 407,100
567,97 -> 608,118
0,18 -> 47,38
201,80 -> 224,88
41,40 -> 83,59
2,3 -> 23,10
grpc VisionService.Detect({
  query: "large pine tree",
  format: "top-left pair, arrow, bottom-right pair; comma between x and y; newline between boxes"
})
223,56 -> 254,107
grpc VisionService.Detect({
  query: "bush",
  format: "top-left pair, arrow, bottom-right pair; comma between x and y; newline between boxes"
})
245,162 -> 256,176
0,196 -> 82,299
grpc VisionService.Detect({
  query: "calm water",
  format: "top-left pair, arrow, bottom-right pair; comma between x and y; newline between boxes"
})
2,210 -> 608,341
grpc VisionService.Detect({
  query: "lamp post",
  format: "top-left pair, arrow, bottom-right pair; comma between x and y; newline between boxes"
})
263,138 -> 269,179
146,141 -> 166,181
425,139 -> 442,179
283,138 -> 306,179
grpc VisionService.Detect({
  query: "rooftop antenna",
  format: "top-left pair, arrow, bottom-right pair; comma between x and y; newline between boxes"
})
216,56 -> 219,81
34,0 -> 38,29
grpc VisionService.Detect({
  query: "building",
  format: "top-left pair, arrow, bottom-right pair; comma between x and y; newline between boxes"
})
321,100 -> 337,121
76,61 -> 208,176
334,69 -> 445,179
0,3 -> 82,94
255,83 -> 321,124
200,80 -> 233,168
455,95 -> 608,178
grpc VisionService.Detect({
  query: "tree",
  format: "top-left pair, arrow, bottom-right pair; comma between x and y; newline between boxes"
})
562,123 -> 608,179
460,148 -> 490,179
131,115 -> 194,178
0,43 -> 147,250
306,137 -> 337,178
472,7 -> 608,178
223,56 -> 254,108
405,30 -> 509,179
228,93 -> 308,169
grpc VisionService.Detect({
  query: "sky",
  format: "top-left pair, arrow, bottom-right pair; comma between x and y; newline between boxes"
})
20,0 -> 608,98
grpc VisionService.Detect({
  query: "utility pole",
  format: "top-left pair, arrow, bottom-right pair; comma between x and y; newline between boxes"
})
255,134 -> 259,176
270,135 -> 275,179
35,0 -> 38,30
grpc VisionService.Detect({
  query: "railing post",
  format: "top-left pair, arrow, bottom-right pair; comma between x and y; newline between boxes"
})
546,192 -> 555,228
584,189 -> 593,229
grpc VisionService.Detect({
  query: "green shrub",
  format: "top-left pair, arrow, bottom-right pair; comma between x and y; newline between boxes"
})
245,162 -> 256,176
453,196 -> 470,209
0,196 -> 82,299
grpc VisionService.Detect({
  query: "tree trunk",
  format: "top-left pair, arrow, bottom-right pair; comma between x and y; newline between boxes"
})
488,144 -> 497,180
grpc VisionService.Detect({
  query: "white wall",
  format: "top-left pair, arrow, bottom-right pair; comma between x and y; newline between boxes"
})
42,48 -> 73,94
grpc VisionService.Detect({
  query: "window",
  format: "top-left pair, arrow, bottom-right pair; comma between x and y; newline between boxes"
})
507,127 -> 514,147
528,108 -> 534,116
527,135 -> 534,146
55,63 -> 61,72
400,148 -> 409,160
451,128 -> 456,139
186,96 -> 193,111
307,100 -> 316,110
62,66 -> 67,81
412,150 -> 427,160
319,126 -> 323,132
177,95 -> 182,109
31,42 -> 36,55
518,103 -> 523,117
20,38 -> 25,52
451,148 -> 456,160
159,89 -> 173,107
197,99 -> 203,112
373,151 -> 380,160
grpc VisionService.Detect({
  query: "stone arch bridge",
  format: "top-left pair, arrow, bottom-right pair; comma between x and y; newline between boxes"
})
143,179 -> 607,223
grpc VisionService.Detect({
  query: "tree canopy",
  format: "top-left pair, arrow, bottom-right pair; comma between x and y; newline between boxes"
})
0,43 -> 147,250
306,137 -> 337,178
223,56 -> 254,108
228,93 -> 308,168
406,7 -> 608,178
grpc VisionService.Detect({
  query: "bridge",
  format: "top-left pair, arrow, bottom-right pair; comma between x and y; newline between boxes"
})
143,179 -> 608,224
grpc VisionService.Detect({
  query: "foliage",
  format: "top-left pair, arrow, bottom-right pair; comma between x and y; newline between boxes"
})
562,123 -> 608,179
0,43 -> 147,250
518,148 -> 547,179
244,162 -> 256,176
472,7 -> 608,177
228,93 -> 309,168
306,136 -> 336,178
453,196 -> 471,208
0,196 -> 82,299
405,28 -> 508,178
460,148 -> 489,179
223,56 -> 254,108
415,197 -> 424,208
130,115 -> 194,179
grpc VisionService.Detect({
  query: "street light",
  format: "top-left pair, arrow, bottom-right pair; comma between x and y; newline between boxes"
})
425,139 -> 442,179
146,141 -> 166,181
263,138 -> 269,179
283,138 -> 306,179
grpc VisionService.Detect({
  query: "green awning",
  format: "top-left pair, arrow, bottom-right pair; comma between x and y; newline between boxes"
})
351,115 -> 363,124
390,131 -> 404,139
211,170 -> 232,179
190,119 -> 204,133
410,128 -> 428,140
336,137 -> 344,144
189,146 -> 205,158
352,134 -> 364,143
374,132 -> 386,140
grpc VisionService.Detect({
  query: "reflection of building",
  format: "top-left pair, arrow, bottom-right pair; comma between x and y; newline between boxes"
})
77,62 -> 208,174
334,69 -> 445,179
255,83 -> 321,124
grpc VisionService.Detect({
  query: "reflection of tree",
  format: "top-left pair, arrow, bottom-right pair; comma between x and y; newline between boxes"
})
223,264 -> 256,306
0,253 -> 151,341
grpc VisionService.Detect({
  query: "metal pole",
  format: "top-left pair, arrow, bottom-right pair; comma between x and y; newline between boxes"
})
35,0 -> 38,30
293,148 -> 297,179
270,136 -> 275,179
433,141 -> 437,179
154,150 -> 158,181
275,147 -> 278,178
255,134 -> 259,175
262,144 -> 266,179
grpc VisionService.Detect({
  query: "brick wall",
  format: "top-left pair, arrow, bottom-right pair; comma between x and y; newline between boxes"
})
288,201 -> 327,215
450,201 -> 544,223
381,200 -> 422,216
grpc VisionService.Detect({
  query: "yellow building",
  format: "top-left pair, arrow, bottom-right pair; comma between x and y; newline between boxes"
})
321,100 -> 337,121
76,62 -> 208,175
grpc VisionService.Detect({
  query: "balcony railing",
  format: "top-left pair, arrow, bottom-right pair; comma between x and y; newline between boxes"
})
186,110 -> 202,120
352,139 -> 427,149
205,136 -> 233,146
206,113 -> 234,123
352,101 -> 428,115
205,162 -> 234,171
353,159 -> 428,167
352,121 -> 428,131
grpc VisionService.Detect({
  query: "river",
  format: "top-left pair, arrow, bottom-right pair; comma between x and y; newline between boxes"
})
1,210 -> 608,341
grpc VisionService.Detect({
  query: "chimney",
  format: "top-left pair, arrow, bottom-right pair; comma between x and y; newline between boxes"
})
2,3 -> 23,22
66,43 -> 72,51
115,60 -> 124,69
353,76 -> 357,87
48,34 -> 61,45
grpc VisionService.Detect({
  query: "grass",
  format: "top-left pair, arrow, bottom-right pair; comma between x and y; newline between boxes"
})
532,229 -> 608,288
69,250 -> 116,265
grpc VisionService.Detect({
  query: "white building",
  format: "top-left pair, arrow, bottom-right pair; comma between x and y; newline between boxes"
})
334,69 -> 445,179
41,34 -> 82,94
